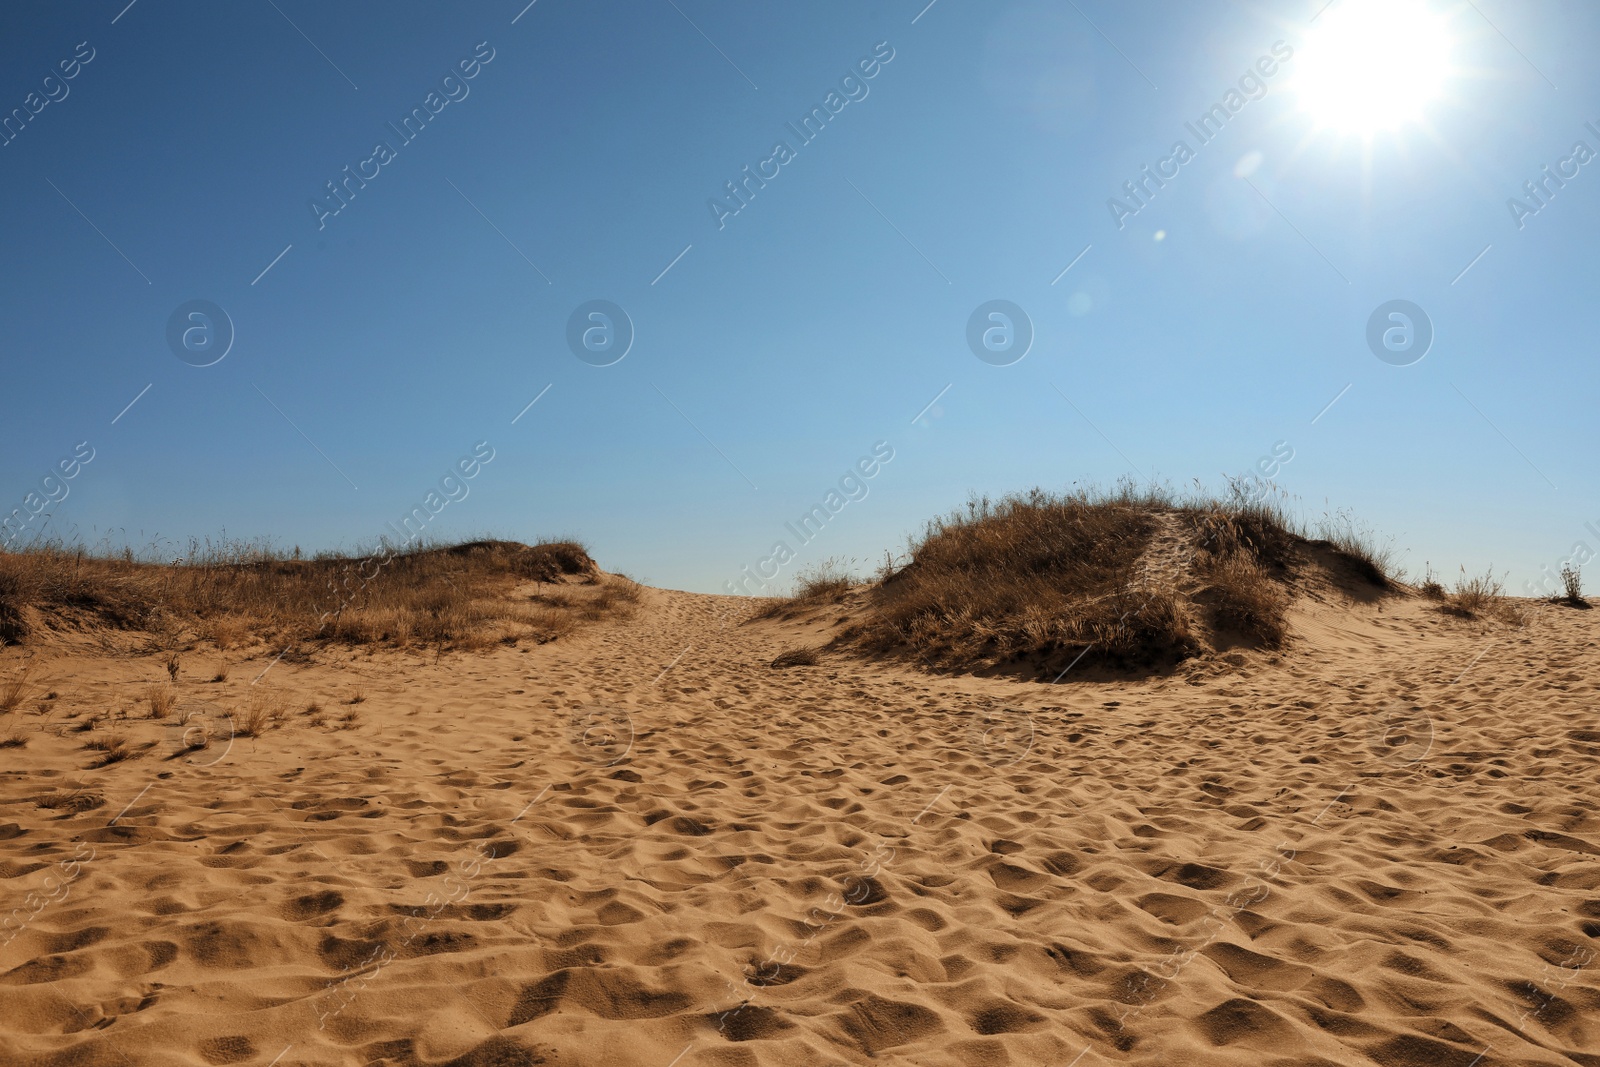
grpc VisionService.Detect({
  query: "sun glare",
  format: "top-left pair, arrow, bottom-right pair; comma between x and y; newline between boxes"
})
1295,0 -> 1453,134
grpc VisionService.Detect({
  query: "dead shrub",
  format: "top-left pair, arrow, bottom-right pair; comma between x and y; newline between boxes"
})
1558,563 -> 1589,608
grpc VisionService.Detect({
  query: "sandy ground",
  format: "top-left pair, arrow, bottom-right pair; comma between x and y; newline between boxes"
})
1,585 -> 1598,1067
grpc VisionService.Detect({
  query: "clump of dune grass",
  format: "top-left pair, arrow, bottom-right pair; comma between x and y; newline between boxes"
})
0,536 -> 609,653
755,559 -> 859,620
85,733 -> 137,767
1202,555 -> 1291,647
834,486 -> 1200,675
0,664 -> 35,715
1418,564 -> 1445,599
826,481 -> 1422,676
770,647 -> 819,668
1312,510 -> 1396,587
1440,566 -> 1524,623
237,691 -> 288,738
145,683 -> 176,719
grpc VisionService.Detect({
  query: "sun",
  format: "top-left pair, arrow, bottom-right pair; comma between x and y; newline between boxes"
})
1294,0 -> 1453,134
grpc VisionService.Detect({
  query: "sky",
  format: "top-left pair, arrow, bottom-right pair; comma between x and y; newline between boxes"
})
1,0 -> 1596,597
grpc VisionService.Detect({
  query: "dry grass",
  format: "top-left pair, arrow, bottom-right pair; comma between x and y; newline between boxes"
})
770,647 -> 820,668
1440,566 -> 1523,623
823,483 -> 1410,677
1419,564 -> 1446,599
834,487 -> 1199,675
1313,511 -> 1396,587
211,664 -> 229,683
1558,563 -> 1589,608
0,726 -> 27,748
201,615 -> 250,650
755,560 -> 856,620
1202,555 -> 1290,647
347,688 -> 366,705
84,734 -> 137,766
237,691 -> 288,738
0,664 -> 35,715
145,683 -> 176,719
0,537 -> 604,654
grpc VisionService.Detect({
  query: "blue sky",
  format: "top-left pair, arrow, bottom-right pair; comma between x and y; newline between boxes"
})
2,0 -> 1596,596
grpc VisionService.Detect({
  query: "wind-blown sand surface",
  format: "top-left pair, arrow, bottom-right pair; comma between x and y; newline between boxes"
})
2,581 -> 1598,1066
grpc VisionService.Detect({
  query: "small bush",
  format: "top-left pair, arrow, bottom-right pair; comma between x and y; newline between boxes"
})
1440,566 -> 1522,623
1559,563 -> 1588,607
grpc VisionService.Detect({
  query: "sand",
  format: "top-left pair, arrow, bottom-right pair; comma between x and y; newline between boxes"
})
1,582 -> 1598,1066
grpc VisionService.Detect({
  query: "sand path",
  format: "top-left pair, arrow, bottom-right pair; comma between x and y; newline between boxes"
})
1,588 -> 1597,1066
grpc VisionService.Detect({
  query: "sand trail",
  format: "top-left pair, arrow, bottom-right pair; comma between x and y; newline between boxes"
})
1,586 -> 1598,1065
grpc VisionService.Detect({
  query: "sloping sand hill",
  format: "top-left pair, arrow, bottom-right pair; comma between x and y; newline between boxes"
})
1,574 -> 1598,1066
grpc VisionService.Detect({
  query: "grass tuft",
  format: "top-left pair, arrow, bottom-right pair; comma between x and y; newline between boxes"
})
146,683 -> 176,719
0,665 -> 35,715
1203,555 -> 1290,647
770,648 -> 819,668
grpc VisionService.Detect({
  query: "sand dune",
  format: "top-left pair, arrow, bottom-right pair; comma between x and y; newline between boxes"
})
2,576 -> 1598,1066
